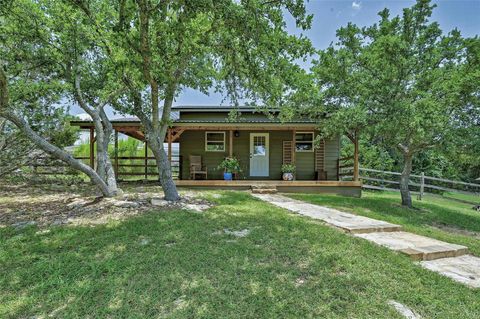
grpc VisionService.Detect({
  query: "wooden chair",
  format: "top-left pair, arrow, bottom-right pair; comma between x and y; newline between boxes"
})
189,155 -> 208,180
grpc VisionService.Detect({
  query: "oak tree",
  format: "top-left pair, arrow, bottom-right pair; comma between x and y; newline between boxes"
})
69,0 -> 313,200
0,0 -> 122,196
310,0 -> 480,207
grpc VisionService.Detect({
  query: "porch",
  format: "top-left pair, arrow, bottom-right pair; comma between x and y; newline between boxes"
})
175,179 -> 362,196
70,115 -> 361,196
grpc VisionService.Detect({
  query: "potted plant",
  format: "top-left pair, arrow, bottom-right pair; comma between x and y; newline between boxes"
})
218,157 -> 242,180
281,164 -> 296,181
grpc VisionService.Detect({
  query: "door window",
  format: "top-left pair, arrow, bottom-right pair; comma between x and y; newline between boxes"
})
253,136 -> 266,156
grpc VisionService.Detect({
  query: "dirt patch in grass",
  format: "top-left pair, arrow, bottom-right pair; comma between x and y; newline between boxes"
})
0,181 -> 212,227
431,222 -> 480,239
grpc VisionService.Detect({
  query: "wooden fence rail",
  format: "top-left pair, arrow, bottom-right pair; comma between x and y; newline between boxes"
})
339,166 -> 480,201
25,155 -> 183,180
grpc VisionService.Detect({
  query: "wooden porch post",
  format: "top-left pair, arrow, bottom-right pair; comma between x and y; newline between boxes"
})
292,129 -> 296,165
144,140 -> 148,180
167,128 -> 172,164
229,130 -> 233,157
353,132 -> 359,182
89,127 -> 94,168
114,130 -> 119,180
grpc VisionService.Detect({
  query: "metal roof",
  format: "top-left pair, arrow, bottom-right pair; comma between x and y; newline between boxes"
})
171,105 -> 276,112
110,117 -> 140,122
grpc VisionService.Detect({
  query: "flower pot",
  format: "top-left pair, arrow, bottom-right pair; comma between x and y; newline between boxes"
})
223,172 -> 233,181
282,172 -> 294,181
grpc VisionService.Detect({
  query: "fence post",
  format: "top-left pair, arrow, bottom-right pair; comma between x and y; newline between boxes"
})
144,141 -> 148,180
353,133 -> 359,181
114,130 -> 118,180
89,127 -> 95,168
419,172 -> 425,200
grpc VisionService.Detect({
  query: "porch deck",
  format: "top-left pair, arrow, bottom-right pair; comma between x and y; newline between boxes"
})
175,180 -> 362,197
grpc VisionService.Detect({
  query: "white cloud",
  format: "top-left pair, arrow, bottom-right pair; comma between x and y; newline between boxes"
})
352,1 -> 362,10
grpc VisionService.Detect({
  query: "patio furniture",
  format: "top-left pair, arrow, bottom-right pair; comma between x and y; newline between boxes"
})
189,155 -> 208,180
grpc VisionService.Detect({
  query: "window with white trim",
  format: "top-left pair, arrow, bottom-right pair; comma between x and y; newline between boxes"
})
205,131 -> 225,152
295,132 -> 314,152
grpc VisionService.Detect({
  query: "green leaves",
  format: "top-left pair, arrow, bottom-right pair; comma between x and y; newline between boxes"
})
306,0 -> 480,204
77,0 -> 315,111
310,0 -> 479,156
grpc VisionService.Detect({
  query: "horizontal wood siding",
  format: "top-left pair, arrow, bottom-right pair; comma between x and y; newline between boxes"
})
295,149 -> 315,180
179,130 -> 228,180
268,131 -> 291,179
179,130 -> 340,180
324,136 -> 340,180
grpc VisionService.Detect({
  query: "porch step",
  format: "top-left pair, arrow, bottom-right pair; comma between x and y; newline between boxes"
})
251,185 -> 278,194
354,231 -> 469,261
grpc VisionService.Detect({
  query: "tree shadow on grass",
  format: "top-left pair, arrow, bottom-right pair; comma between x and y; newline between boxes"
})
290,193 -> 480,233
1,191 -> 480,318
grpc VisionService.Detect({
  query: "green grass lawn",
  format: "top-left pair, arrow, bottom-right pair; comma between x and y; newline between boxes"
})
1,191 -> 480,318
290,191 -> 480,256
441,191 -> 480,205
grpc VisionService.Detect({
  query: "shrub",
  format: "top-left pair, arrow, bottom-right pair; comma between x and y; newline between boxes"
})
281,164 -> 296,174
218,157 -> 242,173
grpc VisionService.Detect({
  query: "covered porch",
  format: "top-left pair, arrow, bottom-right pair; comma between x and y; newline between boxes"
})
70,118 -> 361,195
175,179 -> 361,196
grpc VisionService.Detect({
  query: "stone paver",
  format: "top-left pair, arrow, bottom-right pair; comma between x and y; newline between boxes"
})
421,255 -> 480,288
355,231 -> 468,261
252,193 -> 401,233
254,193 -> 479,288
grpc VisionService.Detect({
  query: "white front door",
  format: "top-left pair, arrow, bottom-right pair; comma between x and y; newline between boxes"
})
249,133 -> 269,177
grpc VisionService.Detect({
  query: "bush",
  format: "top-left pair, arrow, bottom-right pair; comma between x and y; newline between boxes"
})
281,164 -> 296,174
218,157 -> 242,173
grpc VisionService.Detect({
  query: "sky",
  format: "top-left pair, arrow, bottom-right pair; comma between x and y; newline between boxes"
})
71,0 -> 480,117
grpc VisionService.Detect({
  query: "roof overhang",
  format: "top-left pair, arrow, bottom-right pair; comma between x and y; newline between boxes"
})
172,122 -> 317,130
70,120 -> 143,129
171,105 -> 279,113
70,120 -> 318,130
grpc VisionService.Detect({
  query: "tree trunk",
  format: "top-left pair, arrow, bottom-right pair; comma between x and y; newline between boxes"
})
1,110 -> 116,197
133,1 -> 180,201
400,153 -> 413,208
77,107 -> 119,196
0,118 -> 6,150
146,130 -> 180,201
130,101 -> 180,201
1,67 -> 117,196
73,74 -> 119,196
98,109 -> 119,195
94,124 -> 118,195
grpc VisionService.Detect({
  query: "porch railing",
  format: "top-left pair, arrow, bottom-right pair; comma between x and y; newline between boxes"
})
25,155 -> 182,181
113,155 -> 182,180
337,156 -> 354,181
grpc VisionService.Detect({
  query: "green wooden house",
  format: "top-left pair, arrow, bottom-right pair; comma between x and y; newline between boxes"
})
71,105 -> 361,196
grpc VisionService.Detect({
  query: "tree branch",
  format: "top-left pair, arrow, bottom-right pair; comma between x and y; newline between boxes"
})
0,66 -> 9,110
74,73 -> 95,117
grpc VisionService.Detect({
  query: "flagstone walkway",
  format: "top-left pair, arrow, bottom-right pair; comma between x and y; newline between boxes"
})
252,193 -> 480,288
